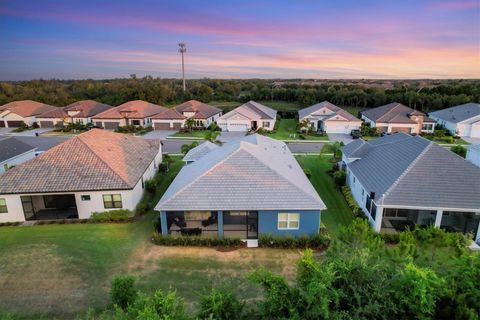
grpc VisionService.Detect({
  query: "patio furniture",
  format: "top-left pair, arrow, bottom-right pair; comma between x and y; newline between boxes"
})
180,228 -> 202,236
201,215 -> 217,227
173,217 -> 187,228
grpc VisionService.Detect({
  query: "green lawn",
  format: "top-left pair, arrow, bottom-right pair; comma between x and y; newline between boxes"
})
170,130 -> 209,138
258,100 -> 301,112
266,119 -> 329,141
295,155 -> 354,235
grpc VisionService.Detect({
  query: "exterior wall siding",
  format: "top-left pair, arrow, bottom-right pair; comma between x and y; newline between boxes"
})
258,210 -> 321,236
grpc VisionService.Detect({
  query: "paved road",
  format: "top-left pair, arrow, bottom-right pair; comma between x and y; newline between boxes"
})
0,135 -> 69,152
162,139 -> 204,154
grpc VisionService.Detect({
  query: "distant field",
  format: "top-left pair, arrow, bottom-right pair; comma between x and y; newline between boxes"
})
211,100 -> 302,113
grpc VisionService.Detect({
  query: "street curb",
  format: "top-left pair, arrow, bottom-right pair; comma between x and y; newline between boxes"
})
282,140 -> 329,143
166,136 -> 205,140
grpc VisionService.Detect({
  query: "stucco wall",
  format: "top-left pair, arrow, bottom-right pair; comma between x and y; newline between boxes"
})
258,210 -> 321,236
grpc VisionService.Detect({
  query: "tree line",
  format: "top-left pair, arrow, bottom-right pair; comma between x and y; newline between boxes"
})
1,76 -> 479,112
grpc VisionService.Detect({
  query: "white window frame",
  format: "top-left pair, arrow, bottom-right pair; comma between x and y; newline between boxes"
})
262,121 -> 270,128
277,213 -> 300,230
0,198 -> 7,213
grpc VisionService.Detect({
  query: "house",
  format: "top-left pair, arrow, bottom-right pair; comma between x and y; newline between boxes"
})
151,108 -> 186,130
361,102 -> 435,135
466,144 -> 480,167
298,101 -> 362,133
37,100 -> 114,128
155,134 -> 326,240
0,129 -> 162,222
428,103 -> 480,138
91,100 -> 167,130
0,100 -> 57,128
171,100 -> 222,128
217,101 -> 277,132
342,133 -> 480,242
182,141 -> 220,164
0,137 -> 36,173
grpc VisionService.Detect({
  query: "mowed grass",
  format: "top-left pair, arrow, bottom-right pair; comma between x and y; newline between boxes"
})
296,155 -> 354,235
267,119 -> 329,141
170,130 -> 209,138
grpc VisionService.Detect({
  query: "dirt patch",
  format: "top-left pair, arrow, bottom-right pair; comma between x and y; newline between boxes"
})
0,244 -> 89,318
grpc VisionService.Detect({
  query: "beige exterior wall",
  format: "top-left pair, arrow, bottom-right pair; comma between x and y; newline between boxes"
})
0,111 -> 36,127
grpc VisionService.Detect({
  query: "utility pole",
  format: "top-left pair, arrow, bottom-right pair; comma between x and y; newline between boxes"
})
178,43 -> 186,92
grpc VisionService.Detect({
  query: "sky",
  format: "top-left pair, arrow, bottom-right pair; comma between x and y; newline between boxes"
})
0,0 -> 479,80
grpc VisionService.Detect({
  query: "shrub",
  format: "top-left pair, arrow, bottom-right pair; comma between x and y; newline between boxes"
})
341,186 -> 364,218
90,209 -> 133,222
443,136 -> 454,144
152,233 -> 242,247
298,133 -> 306,140
181,141 -> 199,154
197,287 -> 244,320
451,145 -> 467,158
110,275 -> 137,310
144,179 -> 156,194
303,168 -> 312,179
135,201 -> 149,215
381,233 -> 400,244
333,170 -> 346,187
258,233 -> 330,249
208,122 -> 220,131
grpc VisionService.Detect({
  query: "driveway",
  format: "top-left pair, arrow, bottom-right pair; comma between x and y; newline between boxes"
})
328,133 -> 354,145
1,128 -> 54,136
142,130 -> 177,140
462,137 -> 480,145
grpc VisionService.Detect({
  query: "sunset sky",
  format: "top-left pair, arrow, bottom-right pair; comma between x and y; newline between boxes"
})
0,0 -> 479,80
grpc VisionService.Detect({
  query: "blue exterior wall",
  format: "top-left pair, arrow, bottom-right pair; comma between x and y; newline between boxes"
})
258,210 -> 321,236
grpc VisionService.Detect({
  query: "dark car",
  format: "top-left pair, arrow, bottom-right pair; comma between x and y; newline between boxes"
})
350,129 -> 361,139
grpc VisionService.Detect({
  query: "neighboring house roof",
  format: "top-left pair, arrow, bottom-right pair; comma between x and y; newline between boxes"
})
0,129 -> 160,194
183,141 -> 220,163
37,107 -> 67,119
156,134 -> 325,211
218,101 -> 277,121
0,137 -> 36,163
93,100 -> 167,119
429,103 -> 480,124
174,100 -> 222,119
152,108 -> 186,120
298,101 -> 341,119
0,100 -> 57,117
65,100 -> 113,117
361,102 -> 428,124
343,133 -> 480,210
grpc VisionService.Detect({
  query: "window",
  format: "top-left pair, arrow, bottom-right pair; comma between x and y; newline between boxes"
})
103,194 -> 122,209
422,123 -> 433,131
278,213 -> 300,230
262,121 -> 270,127
131,120 -> 141,126
141,178 -> 144,189
81,195 -> 91,201
0,198 -> 7,213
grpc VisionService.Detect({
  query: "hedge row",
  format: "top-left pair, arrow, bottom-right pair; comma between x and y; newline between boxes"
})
258,232 -> 331,249
341,186 -> 364,218
152,232 -> 243,247
90,209 -> 134,222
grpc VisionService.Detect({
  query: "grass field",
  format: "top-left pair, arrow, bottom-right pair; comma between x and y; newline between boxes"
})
266,119 -> 329,141
170,130 -> 209,138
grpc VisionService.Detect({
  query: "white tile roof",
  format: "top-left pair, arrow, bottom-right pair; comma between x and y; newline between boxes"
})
156,134 -> 325,211
183,141 -> 220,163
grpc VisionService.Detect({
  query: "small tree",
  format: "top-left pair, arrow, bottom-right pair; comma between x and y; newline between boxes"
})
204,130 -> 219,142
197,287 -> 244,320
333,170 -> 346,188
298,118 -> 311,133
110,275 -> 137,310
185,118 -> 195,132
181,141 -> 199,154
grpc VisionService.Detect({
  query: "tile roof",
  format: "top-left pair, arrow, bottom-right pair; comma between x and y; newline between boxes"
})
156,134 -> 325,211
0,137 -> 36,163
361,102 -> 423,124
93,100 -> 167,119
0,100 -> 57,117
183,141 -> 220,163
37,107 -> 67,119
343,133 -> 480,210
298,101 -> 341,119
65,100 -> 113,117
0,129 -> 160,194
217,101 -> 277,121
429,103 -> 480,124
152,108 -> 186,120
174,100 -> 222,119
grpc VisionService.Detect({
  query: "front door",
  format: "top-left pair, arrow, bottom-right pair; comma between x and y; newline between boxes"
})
317,120 -> 323,131
21,196 -> 35,220
251,121 -> 257,130
247,211 -> 258,239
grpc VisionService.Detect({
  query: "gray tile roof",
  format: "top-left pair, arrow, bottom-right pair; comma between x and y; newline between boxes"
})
183,141 -> 220,163
0,129 -> 160,194
156,134 -> 326,211
361,102 -> 422,124
428,103 -> 480,124
298,101 -> 340,119
0,137 -> 36,163
343,133 -> 480,210
218,101 -> 277,121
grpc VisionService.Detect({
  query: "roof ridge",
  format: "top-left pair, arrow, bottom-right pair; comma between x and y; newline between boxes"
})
377,103 -> 402,122
377,140 -> 433,204
347,139 -> 369,157
76,135 -> 131,187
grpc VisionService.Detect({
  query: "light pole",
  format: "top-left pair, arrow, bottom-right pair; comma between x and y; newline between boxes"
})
178,43 -> 186,92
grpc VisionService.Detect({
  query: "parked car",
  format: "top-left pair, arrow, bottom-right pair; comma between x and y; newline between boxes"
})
350,129 -> 361,139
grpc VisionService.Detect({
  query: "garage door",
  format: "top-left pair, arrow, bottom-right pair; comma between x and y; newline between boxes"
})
325,122 -> 350,134
172,122 -> 182,130
0,121 -> 4,127
40,121 -> 54,128
154,123 -> 171,130
7,121 -> 24,127
104,122 -> 120,130
227,122 -> 249,132
391,127 -> 412,134
471,124 -> 480,138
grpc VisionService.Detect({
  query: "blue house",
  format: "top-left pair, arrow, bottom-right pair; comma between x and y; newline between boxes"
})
155,135 -> 326,240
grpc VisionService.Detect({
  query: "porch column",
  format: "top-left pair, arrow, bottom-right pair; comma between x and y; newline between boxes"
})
434,210 -> 443,227
373,206 -> 383,232
160,211 -> 168,236
217,211 -> 224,238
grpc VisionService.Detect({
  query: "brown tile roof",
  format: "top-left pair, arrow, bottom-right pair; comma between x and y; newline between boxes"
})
37,107 -> 68,119
65,100 -> 113,117
93,100 -> 167,119
0,100 -> 57,117
362,102 -> 423,124
152,108 -> 186,120
174,100 -> 222,119
0,129 -> 160,194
